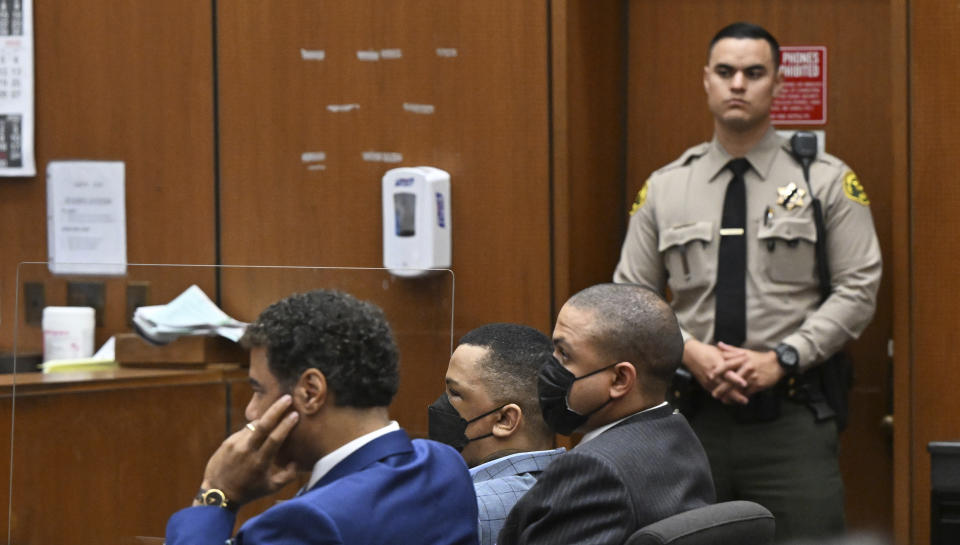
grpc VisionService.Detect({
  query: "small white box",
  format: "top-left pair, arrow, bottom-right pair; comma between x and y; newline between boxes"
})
42,306 -> 95,362
382,167 -> 451,277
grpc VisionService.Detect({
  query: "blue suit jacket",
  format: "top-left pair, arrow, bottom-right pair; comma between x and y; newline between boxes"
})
166,429 -> 479,545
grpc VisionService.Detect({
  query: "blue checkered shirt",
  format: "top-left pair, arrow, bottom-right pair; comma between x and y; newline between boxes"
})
470,448 -> 566,545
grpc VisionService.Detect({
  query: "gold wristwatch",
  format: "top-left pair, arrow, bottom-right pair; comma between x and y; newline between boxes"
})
196,488 -> 238,512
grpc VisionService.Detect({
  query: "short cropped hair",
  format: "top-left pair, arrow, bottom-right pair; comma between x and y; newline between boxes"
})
709,22 -> 780,69
459,323 -> 555,440
566,284 -> 683,393
241,289 -> 399,407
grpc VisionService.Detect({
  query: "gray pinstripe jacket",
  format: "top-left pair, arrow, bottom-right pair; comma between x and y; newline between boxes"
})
498,404 -> 715,545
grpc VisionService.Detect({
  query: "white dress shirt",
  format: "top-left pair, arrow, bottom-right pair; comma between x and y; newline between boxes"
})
578,401 -> 669,445
305,421 -> 400,490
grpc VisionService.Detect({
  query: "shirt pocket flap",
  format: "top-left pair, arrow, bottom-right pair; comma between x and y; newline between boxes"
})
658,221 -> 714,252
757,217 -> 817,243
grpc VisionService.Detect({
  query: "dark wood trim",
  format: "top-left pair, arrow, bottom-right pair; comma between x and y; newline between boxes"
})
890,0 -> 911,540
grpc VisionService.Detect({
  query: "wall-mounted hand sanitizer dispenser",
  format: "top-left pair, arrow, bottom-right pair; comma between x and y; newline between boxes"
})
382,166 -> 451,277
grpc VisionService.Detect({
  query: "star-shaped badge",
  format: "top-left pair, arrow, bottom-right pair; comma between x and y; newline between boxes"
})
776,183 -> 807,210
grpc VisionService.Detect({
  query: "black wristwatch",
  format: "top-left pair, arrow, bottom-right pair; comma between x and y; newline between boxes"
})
775,343 -> 800,374
196,488 -> 238,512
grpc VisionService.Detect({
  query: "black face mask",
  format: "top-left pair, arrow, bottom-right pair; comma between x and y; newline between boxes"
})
428,393 -> 505,452
538,356 -> 616,435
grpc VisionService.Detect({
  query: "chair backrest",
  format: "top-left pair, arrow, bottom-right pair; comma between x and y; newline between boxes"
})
625,501 -> 775,545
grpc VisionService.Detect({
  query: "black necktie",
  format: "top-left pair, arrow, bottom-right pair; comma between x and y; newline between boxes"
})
714,158 -> 750,347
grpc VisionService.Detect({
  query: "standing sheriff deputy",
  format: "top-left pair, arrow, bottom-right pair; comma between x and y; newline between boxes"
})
614,22 -> 881,542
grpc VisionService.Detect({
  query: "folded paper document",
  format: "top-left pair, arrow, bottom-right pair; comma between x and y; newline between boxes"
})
41,336 -> 117,374
40,357 -> 118,374
133,285 -> 247,345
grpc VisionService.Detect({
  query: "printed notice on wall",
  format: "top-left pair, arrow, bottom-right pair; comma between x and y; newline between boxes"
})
0,0 -> 34,176
772,46 -> 827,125
46,161 -> 127,275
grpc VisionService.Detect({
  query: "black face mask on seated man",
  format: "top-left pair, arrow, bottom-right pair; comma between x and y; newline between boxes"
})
428,393 -> 505,452
538,356 -> 616,436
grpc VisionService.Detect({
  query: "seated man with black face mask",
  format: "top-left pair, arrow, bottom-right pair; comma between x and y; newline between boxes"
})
498,284 -> 716,545
428,323 -> 566,545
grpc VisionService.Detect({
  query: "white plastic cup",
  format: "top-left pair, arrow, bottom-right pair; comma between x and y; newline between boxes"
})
42,306 -> 95,362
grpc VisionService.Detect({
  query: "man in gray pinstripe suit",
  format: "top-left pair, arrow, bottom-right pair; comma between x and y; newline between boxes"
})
499,284 -> 716,545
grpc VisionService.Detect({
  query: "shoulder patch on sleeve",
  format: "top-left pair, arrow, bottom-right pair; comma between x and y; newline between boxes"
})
629,181 -> 649,215
842,171 -> 870,205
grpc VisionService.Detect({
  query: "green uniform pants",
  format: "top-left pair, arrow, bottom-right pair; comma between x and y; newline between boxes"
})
690,396 -> 845,543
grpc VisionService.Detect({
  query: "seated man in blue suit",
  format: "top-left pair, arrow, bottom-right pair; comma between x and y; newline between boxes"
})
499,284 -> 716,545
428,323 -> 565,545
166,289 -> 479,545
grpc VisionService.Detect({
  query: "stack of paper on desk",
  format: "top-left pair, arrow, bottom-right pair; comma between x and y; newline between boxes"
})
41,337 -> 118,373
133,285 -> 247,345
41,357 -> 118,373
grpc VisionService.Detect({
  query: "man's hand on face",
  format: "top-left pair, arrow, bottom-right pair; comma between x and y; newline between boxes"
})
708,343 -> 784,405
198,394 -> 300,507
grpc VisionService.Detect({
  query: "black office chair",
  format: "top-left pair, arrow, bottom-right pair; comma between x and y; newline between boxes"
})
625,501 -> 775,545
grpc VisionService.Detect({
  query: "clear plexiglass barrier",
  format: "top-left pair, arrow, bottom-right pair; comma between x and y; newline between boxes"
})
4,262 -> 454,545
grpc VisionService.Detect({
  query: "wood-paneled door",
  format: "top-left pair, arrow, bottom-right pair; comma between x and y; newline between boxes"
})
899,0 -> 960,543
216,1 -> 553,436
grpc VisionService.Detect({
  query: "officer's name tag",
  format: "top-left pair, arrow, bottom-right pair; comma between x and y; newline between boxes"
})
719,227 -> 745,236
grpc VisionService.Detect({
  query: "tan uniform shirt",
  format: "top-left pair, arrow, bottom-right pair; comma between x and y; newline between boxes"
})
614,128 -> 881,371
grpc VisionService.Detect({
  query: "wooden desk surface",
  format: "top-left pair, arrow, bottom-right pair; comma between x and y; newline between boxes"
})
0,364 -> 248,397
0,364 -> 250,545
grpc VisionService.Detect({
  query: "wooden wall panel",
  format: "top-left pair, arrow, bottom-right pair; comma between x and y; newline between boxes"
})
0,1 -> 216,353
217,2 -> 552,432
889,1 -> 909,542
627,1 -> 898,535
906,1 -> 960,543
551,0 -> 628,310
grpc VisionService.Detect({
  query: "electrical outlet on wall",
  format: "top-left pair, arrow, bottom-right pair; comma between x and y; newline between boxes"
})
126,282 -> 149,326
23,282 -> 45,326
66,281 -> 106,326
